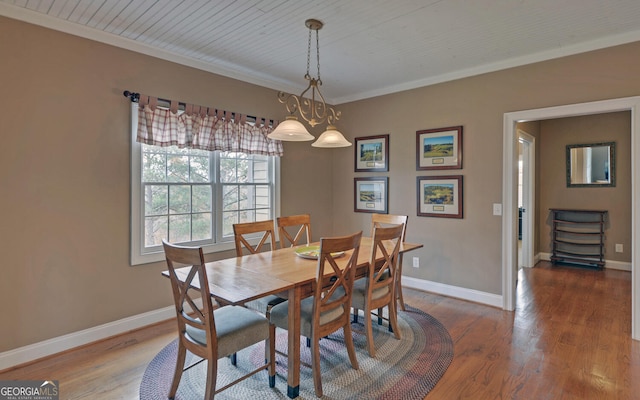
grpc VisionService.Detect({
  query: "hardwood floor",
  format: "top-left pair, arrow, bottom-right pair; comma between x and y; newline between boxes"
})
2,261 -> 639,399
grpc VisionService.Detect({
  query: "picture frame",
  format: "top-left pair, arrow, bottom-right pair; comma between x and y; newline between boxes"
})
355,134 -> 389,172
416,175 -> 463,218
354,177 -> 389,213
416,126 -> 463,170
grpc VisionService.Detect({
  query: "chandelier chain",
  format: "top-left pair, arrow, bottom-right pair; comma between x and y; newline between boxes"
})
306,28 -> 312,78
316,28 -> 321,82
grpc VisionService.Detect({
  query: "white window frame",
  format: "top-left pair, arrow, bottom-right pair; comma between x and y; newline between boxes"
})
129,103 -> 281,265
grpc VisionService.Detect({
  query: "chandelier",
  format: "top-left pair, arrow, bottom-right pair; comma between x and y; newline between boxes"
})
268,19 -> 351,148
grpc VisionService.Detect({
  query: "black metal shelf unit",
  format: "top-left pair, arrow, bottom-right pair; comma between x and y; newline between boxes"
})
549,209 -> 607,269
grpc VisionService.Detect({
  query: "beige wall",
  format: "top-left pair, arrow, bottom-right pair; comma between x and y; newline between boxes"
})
0,17 -> 333,352
332,41 -> 640,294
3,15 -> 640,354
537,112 -> 631,262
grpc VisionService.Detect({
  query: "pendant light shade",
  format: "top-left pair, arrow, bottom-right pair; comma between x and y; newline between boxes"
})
312,125 -> 351,148
268,116 -> 314,141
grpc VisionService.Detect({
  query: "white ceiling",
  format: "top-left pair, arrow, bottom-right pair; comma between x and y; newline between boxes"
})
3,0 -> 640,104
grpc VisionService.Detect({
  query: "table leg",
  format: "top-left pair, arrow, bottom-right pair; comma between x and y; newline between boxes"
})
287,285 -> 301,398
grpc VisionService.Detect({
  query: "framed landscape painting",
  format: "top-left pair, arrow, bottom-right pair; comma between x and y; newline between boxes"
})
417,175 -> 463,218
416,126 -> 463,170
354,177 -> 389,213
355,134 -> 389,172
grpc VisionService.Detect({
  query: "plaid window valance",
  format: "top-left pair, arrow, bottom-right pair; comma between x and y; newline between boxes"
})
135,96 -> 283,157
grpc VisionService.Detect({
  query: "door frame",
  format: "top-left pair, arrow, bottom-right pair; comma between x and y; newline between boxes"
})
518,130 -> 535,269
502,96 -> 640,340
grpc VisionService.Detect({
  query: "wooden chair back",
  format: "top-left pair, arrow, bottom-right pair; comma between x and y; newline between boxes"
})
232,220 -> 277,256
368,224 -> 404,306
371,213 -> 409,311
313,231 -> 363,338
162,240 -> 217,360
370,213 -> 407,242
277,214 -> 312,248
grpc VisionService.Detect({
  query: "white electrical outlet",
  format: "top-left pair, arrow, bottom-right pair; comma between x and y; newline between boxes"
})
412,257 -> 419,268
493,203 -> 502,216
616,243 -> 623,253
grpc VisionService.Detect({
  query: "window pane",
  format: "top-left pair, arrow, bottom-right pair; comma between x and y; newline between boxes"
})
222,185 -> 238,211
169,185 -> 191,214
239,186 -> 254,209
239,210 -> 255,223
222,211 -> 238,238
255,185 -> 270,208
236,158 -> 249,182
169,215 -> 191,242
256,209 -> 270,221
190,156 -> 210,183
144,185 -> 168,216
192,212 -> 212,241
192,186 -> 211,212
253,157 -> 269,183
144,216 -> 167,247
167,154 -> 189,183
220,158 -> 236,183
142,152 -> 166,182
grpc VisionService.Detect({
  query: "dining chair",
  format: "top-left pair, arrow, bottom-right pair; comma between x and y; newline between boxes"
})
233,219 -> 277,256
371,213 -> 409,311
277,214 -> 312,248
232,220 -> 287,318
162,240 -> 276,399
351,224 -> 404,357
269,231 -> 363,398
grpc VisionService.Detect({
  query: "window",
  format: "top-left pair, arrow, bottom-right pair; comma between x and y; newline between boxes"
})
130,105 -> 280,265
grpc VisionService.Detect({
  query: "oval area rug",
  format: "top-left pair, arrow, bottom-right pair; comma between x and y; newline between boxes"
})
140,306 -> 453,399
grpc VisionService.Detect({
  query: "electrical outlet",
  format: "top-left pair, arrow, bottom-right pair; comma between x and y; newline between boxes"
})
412,257 -> 419,268
493,203 -> 502,216
616,243 -> 623,253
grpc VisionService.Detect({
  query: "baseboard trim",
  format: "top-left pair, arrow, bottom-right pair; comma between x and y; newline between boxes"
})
0,305 -> 175,371
538,252 -> 631,271
402,276 -> 503,308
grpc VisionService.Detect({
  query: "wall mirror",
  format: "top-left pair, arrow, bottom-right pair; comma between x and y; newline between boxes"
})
566,142 -> 616,187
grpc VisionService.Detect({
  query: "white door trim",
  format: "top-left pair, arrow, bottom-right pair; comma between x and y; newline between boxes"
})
518,130 -> 535,269
502,96 -> 640,340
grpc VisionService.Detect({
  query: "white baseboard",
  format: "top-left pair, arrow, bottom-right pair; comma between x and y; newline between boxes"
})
0,305 -> 175,371
402,276 -> 503,308
538,252 -> 631,271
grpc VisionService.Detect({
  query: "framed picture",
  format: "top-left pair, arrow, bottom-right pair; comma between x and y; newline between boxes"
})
355,134 -> 389,172
354,177 -> 389,213
416,126 -> 463,170
417,175 -> 463,218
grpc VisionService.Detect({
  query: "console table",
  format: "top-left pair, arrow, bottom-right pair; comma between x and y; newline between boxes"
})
549,209 -> 607,269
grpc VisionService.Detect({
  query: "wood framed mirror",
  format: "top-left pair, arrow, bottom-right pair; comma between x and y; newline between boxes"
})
566,141 -> 616,187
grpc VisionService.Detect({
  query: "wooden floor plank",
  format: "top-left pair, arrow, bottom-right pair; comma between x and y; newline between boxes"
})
2,261 -> 640,399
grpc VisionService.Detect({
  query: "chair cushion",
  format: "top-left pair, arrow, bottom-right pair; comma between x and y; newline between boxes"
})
245,295 -> 287,315
351,277 -> 390,309
269,287 -> 346,337
185,305 -> 270,358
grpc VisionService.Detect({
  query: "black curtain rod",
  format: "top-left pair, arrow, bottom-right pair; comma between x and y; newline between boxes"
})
122,90 -> 273,124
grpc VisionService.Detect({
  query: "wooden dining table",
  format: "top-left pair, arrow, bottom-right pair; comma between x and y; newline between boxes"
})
163,236 -> 423,398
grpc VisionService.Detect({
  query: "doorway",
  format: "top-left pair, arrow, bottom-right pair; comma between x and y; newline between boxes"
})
501,96 -> 640,340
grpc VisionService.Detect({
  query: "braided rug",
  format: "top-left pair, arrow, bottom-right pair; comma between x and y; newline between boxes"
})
140,306 -> 453,399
